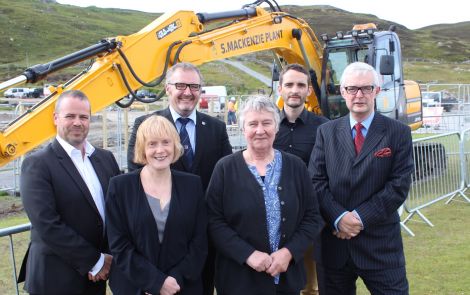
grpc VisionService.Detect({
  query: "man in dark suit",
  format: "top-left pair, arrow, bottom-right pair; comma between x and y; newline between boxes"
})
127,62 -> 232,295
127,62 -> 232,190
308,62 -> 413,295
273,63 -> 328,295
19,90 -> 121,295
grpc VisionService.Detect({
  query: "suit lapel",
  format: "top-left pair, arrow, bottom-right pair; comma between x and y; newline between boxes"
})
191,112 -> 205,172
159,109 -> 190,171
159,108 -> 174,125
337,116 -> 356,160
354,113 -> 386,165
52,140 -> 102,217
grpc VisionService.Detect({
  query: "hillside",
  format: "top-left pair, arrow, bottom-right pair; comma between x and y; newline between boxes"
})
283,5 -> 470,63
0,0 -> 469,89
0,0 -> 159,64
412,22 -> 470,62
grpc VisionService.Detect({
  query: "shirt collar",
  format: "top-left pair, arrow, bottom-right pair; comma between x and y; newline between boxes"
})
169,106 -> 197,124
56,135 -> 95,158
280,107 -> 308,124
349,111 -> 375,131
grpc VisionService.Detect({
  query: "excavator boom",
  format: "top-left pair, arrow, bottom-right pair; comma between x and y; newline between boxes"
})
0,5 -> 323,167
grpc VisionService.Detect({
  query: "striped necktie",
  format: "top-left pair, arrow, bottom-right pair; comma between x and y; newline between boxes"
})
178,117 -> 194,168
354,122 -> 365,156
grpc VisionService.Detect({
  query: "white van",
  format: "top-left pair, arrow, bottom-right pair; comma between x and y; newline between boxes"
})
4,88 -> 31,98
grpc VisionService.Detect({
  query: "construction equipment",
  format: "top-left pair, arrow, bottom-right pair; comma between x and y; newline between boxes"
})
319,23 -> 422,130
0,1 -> 422,167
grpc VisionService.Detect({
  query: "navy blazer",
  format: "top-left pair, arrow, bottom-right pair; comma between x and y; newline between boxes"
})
207,151 -> 323,295
19,139 -> 120,294
308,113 -> 413,270
127,108 -> 233,190
106,169 -> 208,295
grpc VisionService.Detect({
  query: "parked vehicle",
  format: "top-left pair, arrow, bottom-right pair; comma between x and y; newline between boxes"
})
27,88 -> 44,98
422,91 -> 458,112
135,89 -> 157,99
4,87 -> 31,98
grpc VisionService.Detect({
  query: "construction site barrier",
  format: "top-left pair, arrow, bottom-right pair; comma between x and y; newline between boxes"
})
0,223 -> 31,295
402,131 -> 470,235
461,128 -> 470,190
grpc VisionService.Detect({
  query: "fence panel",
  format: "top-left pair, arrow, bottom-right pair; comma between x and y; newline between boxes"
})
407,132 -> 462,211
462,128 -> 470,188
0,223 -> 31,295
419,84 -> 470,134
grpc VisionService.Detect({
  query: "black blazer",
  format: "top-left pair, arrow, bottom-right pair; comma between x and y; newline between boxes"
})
308,113 -> 413,270
19,139 -> 120,294
106,169 -> 208,295
127,108 -> 233,189
206,151 -> 323,295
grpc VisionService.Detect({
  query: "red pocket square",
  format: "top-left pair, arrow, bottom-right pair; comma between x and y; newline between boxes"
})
374,147 -> 392,158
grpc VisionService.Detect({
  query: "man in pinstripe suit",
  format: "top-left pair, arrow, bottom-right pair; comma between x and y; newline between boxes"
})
308,62 -> 413,294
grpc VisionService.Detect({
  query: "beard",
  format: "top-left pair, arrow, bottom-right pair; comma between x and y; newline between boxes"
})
285,96 -> 305,108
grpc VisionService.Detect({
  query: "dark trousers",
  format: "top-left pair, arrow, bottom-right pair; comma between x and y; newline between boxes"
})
202,241 -> 216,295
29,280 -> 106,295
323,257 -> 409,295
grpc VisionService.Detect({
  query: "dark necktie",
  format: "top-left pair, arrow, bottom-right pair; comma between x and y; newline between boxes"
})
354,123 -> 365,156
178,117 -> 194,168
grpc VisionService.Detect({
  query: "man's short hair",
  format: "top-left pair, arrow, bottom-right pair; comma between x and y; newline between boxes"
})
54,90 -> 90,113
340,62 -> 380,88
165,62 -> 204,85
279,63 -> 310,86
134,115 -> 183,165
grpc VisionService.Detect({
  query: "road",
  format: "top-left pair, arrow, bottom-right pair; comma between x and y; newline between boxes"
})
220,60 -> 272,86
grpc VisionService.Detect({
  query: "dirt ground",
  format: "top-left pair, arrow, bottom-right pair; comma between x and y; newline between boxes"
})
0,195 -> 23,218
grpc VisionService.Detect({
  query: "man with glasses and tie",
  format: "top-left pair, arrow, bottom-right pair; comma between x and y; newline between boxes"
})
308,62 -> 413,295
127,62 -> 232,295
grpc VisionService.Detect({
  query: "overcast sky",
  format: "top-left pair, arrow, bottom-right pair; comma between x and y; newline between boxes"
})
56,0 -> 467,30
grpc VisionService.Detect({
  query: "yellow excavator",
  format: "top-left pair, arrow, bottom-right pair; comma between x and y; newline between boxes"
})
0,0 -> 422,167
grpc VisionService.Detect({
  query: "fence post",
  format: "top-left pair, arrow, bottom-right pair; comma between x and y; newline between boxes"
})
446,129 -> 470,203
8,235 -> 20,295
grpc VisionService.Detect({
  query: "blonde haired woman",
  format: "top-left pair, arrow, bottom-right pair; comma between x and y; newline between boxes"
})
106,115 -> 207,295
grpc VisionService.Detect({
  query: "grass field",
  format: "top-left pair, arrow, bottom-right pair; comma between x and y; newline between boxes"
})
0,193 -> 469,294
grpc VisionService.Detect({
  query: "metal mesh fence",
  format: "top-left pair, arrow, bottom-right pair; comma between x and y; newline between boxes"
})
463,129 -> 470,188
407,132 -> 462,211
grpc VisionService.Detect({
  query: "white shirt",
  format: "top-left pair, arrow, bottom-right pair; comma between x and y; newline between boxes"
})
56,136 -> 105,276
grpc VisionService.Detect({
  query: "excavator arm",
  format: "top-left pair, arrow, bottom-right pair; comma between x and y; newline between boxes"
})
0,4 -> 323,167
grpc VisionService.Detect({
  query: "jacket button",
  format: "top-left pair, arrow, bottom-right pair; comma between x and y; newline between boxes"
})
282,217 -> 286,222
278,186 -> 282,191
280,201 -> 285,205
282,234 -> 286,238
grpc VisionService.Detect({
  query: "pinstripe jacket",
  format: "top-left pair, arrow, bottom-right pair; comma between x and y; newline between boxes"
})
308,113 -> 413,270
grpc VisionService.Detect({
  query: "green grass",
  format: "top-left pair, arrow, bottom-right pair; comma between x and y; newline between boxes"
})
1,197 -> 469,294
0,212 -> 29,295
404,62 -> 470,84
200,62 -> 269,95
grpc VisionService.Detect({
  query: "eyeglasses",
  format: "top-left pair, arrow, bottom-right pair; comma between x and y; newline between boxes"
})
168,83 -> 201,91
344,85 -> 375,95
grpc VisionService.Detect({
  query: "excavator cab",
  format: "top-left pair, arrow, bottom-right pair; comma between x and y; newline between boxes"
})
319,23 -> 422,129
